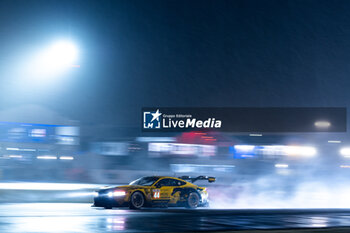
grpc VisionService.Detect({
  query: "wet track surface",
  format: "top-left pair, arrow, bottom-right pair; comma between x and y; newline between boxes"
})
2,203 -> 350,232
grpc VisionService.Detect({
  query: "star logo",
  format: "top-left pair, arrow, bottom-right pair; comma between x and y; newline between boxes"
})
151,109 -> 162,122
143,109 -> 162,129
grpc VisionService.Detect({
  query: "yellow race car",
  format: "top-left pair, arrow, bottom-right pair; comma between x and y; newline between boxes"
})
93,175 -> 215,209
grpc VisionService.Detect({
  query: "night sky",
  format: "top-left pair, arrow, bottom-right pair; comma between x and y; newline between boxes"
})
0,0 -> 350,126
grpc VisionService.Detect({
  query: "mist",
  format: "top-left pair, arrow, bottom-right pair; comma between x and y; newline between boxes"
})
209,174 -> 350,209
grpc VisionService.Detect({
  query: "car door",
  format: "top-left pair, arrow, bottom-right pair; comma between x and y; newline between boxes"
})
151,178 -> 174,200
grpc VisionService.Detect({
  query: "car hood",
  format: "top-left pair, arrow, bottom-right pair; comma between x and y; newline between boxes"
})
115,185 -> 148,189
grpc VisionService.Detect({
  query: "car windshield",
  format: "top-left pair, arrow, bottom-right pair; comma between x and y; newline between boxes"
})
129,177 -> 160,186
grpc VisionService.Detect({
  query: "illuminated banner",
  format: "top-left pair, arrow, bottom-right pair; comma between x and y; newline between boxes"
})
0,122 -> 79,144
142,107 -> 346,132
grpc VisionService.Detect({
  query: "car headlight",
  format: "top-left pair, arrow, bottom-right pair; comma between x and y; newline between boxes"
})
107,190 -> 126,198
113,190 -> 126,196
93,192 -> 99,197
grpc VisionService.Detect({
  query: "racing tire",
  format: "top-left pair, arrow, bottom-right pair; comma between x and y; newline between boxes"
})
185,192 -> 200,209
129,191 -> 145,209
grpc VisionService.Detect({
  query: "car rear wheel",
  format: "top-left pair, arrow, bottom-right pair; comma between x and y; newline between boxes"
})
129,191 -> 145,209
185,192 -> 200,209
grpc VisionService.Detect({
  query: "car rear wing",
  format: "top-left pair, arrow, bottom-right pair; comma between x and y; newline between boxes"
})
178,176 -> 216,183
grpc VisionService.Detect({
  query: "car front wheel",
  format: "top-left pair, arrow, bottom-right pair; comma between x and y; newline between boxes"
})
129,191 -> 145,209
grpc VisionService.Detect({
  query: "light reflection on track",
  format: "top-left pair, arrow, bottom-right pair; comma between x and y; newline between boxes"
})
1,204 -> 350,232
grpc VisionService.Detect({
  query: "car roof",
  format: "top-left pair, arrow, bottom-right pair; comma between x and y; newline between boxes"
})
141,176 -> 186,180
137,176 -> 197,186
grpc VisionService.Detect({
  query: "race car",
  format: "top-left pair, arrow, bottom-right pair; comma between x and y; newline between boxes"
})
93,175 -> 215,209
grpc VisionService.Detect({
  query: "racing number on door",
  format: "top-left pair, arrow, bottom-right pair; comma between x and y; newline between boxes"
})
153,189 -> 160,199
